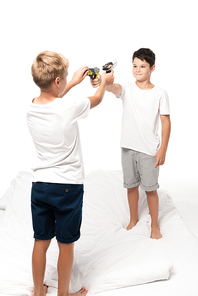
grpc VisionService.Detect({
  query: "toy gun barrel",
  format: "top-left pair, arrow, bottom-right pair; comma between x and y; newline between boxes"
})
87,67 -> 100,80
102,60 -> 117,73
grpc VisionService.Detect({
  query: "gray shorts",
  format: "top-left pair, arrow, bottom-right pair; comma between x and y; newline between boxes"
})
121,148 -> 159,191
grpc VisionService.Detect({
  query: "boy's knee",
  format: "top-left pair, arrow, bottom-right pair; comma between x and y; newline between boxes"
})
145,189 -> 157,196
127,186 -> 139,193
57,241 -> 74,250
34,239 -> 51,252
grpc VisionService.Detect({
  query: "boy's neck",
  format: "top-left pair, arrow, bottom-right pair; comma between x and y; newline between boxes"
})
135,80 -> 155,90
33,90 -> 57,105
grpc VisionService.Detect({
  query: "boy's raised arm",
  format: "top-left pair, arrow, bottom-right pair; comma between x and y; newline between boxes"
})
88,72 -> 114,109
91,75 -> 122,96
59,66 -> 89,98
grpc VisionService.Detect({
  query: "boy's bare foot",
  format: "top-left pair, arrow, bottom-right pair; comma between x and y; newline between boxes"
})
31,286 -> 87,296
31,284 -> 48,296
70,288 -> 88,295
151,226 -> 162,239
126,219 -> 139,231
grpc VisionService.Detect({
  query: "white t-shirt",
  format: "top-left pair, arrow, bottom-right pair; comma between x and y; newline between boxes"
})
26,96 -> 90,184
117,81 -> 170,156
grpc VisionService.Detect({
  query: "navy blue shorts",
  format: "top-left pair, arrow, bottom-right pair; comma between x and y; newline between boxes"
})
31,182 -> 84,244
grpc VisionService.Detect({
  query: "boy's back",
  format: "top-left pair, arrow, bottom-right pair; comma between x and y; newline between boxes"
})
27,96 -> 90,184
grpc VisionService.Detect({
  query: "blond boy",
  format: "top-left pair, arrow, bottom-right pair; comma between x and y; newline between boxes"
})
27,50 -> 114,296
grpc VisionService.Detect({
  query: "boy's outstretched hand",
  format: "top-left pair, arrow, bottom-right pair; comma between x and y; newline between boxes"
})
59,66 -> 89,98
102,71 -> 114,86
90,72 -> 114,88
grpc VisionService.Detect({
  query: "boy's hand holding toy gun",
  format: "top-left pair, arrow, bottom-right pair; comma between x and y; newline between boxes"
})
88,60 -> 117,88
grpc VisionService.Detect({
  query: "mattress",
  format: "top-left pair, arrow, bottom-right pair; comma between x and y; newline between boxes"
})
0,211 -> 4,227
0,170 -> 198,296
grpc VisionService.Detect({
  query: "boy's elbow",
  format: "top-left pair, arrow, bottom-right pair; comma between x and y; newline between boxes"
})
91,98 -> 102,109
162,115 -> 171,134
89,95 -> 102,109
161,114 -> 171,125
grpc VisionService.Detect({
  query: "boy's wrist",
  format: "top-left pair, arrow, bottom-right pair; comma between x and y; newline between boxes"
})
159,146 -> 167,153
101,72 -> 114,88
106,84 -> 112,91
69,79 -> 77,88
99,76 -> 107,88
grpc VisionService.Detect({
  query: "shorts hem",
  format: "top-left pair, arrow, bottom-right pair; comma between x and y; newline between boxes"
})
140,183 -> 159,192
123,181 -> 140,189
56,233 -> 81,244
34,233 -> 55,241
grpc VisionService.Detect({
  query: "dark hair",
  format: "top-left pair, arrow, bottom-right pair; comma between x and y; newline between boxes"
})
132,48 -> 155,68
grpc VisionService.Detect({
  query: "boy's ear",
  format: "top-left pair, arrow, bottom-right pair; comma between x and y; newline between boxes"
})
151,65 -> 155,73
54,77 -> 60,87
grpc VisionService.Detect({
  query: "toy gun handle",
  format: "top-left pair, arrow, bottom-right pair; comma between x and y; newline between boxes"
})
102,60 -> 117,73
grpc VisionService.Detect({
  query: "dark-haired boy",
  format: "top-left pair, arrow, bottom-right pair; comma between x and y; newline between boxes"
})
91,48 -> 171,239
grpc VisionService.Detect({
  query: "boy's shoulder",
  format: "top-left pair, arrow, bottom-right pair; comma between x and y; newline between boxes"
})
154,85 -> 167,94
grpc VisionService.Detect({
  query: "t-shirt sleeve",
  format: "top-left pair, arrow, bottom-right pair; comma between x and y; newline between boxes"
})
159,91 -> 170,115
74,97 -> 91,120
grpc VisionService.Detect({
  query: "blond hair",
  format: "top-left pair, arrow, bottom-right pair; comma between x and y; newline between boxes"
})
31,50 -> 69,90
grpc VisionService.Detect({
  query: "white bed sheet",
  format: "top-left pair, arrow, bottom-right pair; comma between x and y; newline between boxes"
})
0,171 -> 198,296
0,211 -> 4,227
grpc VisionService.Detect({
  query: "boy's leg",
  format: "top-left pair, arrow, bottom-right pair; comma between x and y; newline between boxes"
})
137,152 -> 161,239
127,186 -> 139,230
121,148 -> 140,231
57,241 -> 88,296
32,239 -> 51,296
146,190 -> 162,239
53,183 -> 87,295
57,242 -> 74,296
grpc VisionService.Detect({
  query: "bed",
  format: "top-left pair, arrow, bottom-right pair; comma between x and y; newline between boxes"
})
0,170 -> 198,296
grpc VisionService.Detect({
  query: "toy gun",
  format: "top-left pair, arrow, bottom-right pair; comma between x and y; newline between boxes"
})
102,59 -> 117,73
87,67 -> 100,80
87,60 -> 117,80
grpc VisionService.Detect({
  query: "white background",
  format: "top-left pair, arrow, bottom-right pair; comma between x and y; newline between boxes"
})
0,0 -> 198,199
